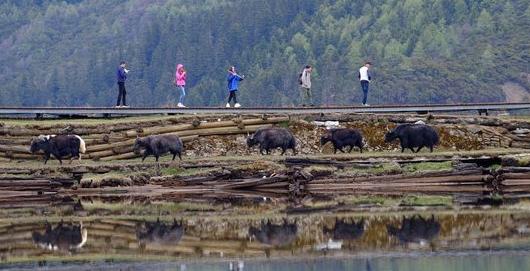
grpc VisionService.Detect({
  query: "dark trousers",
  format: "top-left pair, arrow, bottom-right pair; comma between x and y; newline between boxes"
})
361,80 -> 369,104
117,82 -> 127,106
227,91 -> 238,104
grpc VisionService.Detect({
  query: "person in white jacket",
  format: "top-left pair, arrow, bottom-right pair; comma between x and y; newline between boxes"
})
299,65 -> 313,106
358,62 -> 372,106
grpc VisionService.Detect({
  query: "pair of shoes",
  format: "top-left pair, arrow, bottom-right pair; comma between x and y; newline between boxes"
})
226,103 -> 231,108
362,103 -> 370,107
234,103 -> 241,108
177,103 -> 186,108
115,105 -> 121,108
122,105 -> 129,108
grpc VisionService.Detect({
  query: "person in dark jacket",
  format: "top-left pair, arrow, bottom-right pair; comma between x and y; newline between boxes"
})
358,61 -> 372,106
226,66 -> 244,108
116,61 -> 129,108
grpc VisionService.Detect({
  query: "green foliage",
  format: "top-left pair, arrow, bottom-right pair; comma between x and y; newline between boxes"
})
0,0 -> 528,107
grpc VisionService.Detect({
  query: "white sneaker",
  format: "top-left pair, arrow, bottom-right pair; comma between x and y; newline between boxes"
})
177,103 -> 185,107
234,103 -> 241,108
226,103 -> 231,108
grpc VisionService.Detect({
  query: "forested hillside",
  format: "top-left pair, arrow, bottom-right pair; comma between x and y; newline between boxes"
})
0,0 -> 528,107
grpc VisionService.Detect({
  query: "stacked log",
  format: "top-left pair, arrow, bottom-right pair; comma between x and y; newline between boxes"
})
0,116 -> 289,161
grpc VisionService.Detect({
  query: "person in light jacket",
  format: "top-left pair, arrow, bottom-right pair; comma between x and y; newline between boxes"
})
358,61 -> 372,106
226,66 -> 244,108
175,64 -> 187,107
300,65 -> 313,107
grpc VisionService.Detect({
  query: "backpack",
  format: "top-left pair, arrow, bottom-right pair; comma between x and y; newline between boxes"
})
298,72 -> 303,85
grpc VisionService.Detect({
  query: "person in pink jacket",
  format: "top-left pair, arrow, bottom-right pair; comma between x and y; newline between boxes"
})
175,64 -> 187,107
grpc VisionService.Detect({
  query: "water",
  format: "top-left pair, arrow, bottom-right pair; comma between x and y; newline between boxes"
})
1,193 -> 530,270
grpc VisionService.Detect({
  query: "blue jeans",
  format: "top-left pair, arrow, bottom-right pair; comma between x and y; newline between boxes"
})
178,86 -> 186,104
361,81 -> 369,104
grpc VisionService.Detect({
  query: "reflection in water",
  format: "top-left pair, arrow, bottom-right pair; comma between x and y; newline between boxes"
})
323,219 -> 365,241
136,218 -> 184,246
32,221 -> 87,252
387,215 -> 440,244
248,220 -> 298,247
1,194 -> 530,268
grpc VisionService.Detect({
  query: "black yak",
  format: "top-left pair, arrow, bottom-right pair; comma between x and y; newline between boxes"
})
387,215 -> 440,244
136,218 -> 184,245
323,219 -> 365,240
320,128 -> 364,153
249,220 -> 298,247
30,134 -> 86,164
32,221 -> 88,251
384,124 -> 439,153
246,127 -> 297,155
133,135 -> 183,162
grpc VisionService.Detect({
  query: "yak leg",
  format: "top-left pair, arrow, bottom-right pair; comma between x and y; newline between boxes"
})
409,147 -> 415,153
333,147 -> 338,154
44,153 -> 51,164
430,145 -> 434,152
51,154 -> 62,165
141,151 -> 150,162
281,147 -> 286,155
338,147 -> 345,153
178,152 -> 182,160
260,147 -> 266,155
401,146 -> 405,153
155,155 -> 160,162
172,152 -> 177,161
348,145 -> 354,153
415,146 -> 424,153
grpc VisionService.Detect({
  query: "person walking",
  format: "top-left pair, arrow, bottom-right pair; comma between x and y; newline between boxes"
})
116,61 -> 129,108
226,66 -> 244,108
175,64 -> 187,107
358,61 -> 372,106
300,65 -> 313,107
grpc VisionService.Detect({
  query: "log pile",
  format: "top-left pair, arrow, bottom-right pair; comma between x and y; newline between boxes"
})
0,116 -> 289,161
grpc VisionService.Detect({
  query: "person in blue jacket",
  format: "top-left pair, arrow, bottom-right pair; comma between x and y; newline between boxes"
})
226,66 -> 244,108
116,61 -> 129,108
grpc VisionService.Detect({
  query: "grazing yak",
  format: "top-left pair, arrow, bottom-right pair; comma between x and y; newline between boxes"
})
246,127 -> 297,155
136,218 -> 184,245
249,220 -> 298,247
384,124 -> 439,153
320,128 -> 364,153
32,221 -> 88,252
30,134 -> 86,164
323,219 -> 365,241
133,135 -> 183,162
387,215 -> 440,244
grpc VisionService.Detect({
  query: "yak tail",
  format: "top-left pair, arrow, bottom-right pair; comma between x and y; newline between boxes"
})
75,135 -> 86,153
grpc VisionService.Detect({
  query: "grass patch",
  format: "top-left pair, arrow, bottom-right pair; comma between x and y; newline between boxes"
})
400,195 -> 452,206
82,200 -> 221,214
80,171 -> 132,187
338,162 -> 403,176
488,163 -> 502,171
402,161 -> 453,172
337,195 -> 400,206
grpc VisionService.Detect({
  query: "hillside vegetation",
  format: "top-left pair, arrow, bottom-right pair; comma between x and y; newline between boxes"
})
0,0 -> 528,107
